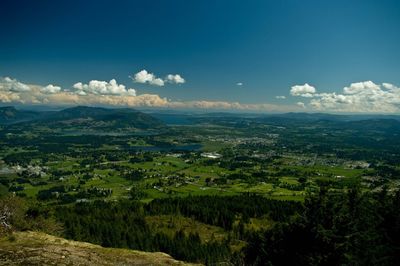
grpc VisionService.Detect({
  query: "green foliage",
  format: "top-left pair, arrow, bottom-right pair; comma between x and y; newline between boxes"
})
0,196 -> 62,236
0,195 -> 27,235
129,185 -> 148,200
244,188 -> 400,265
56,200 -> 231,264
146,194 -> 302,230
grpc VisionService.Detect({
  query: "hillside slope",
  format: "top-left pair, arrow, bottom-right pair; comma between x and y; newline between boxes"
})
0,106 -> 40,124
28,106 -> 166,130
0,231 -> 199,266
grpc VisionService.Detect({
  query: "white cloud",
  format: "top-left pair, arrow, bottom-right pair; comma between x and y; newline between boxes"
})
290,83 -> 316,97
296,102 -> 306,108
76,90 -> 87,96
276,95 -> 286,99
0,77 -> 306,112
382,83 -> 399,91
236,82 -> 243,86
0,91 -> 21,103
73,79 -> 136,96
166,74 -> 185,84
296,81 -> 400,113
343,81 -> 380,95
9,77 -> 400,113
41,84 -> 62,94
0,77 -> 31,92
131,70 -> 165,86
131,70 -> 186,86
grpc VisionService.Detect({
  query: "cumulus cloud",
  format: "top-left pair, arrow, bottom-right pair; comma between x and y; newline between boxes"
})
382,83 -> 399,91
0,77 -> 31,92
0,76 -> 306,112
296,102 -> 306,108
290,81 -> 400,113
10,76 -> 400,113
276,95 -> 286,99
290,83 -> 316,97
131,70 -> 165,86
0,91 -> 21,103
0,77 -> 146,106
166,74 -> 185,84
73,79 -> 136,96
236,82 -> 243,86
41,84 -> 62,94
343,81 -> 381,95
131,70 -> 186,86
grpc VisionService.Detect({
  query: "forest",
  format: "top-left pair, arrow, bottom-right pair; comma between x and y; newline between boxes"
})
2,187 -> 400,265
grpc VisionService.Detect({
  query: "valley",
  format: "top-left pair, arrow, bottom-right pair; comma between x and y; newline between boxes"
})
1,106 -> 400,265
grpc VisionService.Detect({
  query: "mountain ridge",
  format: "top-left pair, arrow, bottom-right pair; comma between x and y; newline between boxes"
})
0,106 -> 165,130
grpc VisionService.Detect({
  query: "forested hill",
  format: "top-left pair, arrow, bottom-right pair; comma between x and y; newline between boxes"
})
0,106 -> 41,124
41,106 -> 166,130
0,106 -> 166,130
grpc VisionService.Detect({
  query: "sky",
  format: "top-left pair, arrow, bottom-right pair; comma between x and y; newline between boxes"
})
1,0 -> 400,113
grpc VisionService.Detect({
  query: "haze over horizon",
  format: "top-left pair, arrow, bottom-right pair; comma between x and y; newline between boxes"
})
1,0 -> 400,113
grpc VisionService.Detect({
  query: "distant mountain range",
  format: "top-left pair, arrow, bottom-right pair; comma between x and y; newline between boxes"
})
0,106 -> 165,130
196,111 -> 400,121
148,110 -> 400,133
2,106 -> 400,130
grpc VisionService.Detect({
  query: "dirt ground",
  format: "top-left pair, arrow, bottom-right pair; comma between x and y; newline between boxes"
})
0,231 -> 200,266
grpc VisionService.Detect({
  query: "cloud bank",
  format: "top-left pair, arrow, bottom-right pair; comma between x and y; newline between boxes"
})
3,76 -> 400,113
0,77 -> 297,112
291,81 -> 400,113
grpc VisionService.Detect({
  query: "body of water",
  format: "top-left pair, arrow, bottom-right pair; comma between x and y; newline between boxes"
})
127,143 -> 202,152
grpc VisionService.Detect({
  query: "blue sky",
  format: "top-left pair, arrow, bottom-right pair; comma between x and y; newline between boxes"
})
1,0 -> 400,113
